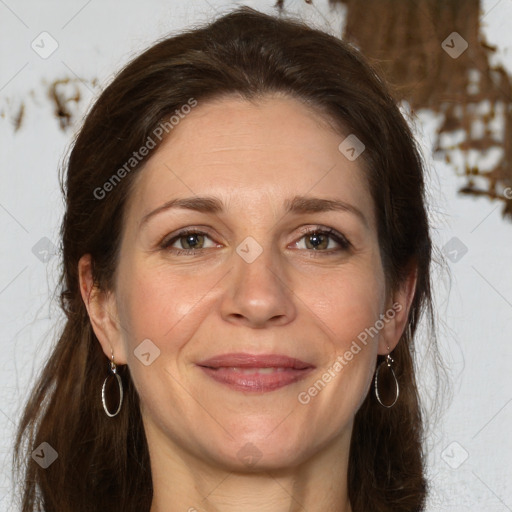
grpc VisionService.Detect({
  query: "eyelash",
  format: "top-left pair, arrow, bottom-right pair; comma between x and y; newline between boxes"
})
160,226 -> 351,256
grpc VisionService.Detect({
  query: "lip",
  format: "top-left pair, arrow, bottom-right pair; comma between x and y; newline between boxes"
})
197,353 -> 315,393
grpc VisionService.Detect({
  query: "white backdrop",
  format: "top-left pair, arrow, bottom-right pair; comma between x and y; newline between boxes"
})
1,1 -> 511,510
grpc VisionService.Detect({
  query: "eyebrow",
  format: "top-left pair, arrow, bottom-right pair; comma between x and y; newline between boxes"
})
140,194 -> 369,228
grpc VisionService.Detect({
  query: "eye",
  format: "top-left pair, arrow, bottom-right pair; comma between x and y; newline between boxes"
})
294,227 -> 350,252
159,226 -> 350,256
160,229 -> 218,254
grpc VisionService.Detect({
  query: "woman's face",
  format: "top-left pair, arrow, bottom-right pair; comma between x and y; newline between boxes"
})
88,94 -> 411,471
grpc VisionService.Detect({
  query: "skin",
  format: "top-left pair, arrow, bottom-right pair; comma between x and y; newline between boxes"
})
79,94 -> 416,512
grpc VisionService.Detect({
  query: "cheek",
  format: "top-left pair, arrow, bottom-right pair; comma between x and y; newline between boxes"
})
116,261 -> 213,344
294,283 -> 381,442
293,261 -> 385,413
114,263 -> 210,415
301,262 -> 386,349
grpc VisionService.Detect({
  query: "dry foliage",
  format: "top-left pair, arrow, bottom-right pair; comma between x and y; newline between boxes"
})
278,0 -> 512,218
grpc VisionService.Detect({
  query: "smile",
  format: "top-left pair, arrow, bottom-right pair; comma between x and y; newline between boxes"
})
197,353 -> 315,392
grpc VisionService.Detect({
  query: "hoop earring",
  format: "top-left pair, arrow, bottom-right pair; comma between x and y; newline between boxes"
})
101,352 -> 124,417
374,348 -> 399,408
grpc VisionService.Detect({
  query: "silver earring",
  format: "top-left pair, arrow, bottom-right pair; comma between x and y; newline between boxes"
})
101,351 -> 124,417
374,348 -> 399,408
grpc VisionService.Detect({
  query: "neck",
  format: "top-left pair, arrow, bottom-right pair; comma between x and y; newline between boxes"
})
148,425 -> 353,512
151,474 -> 352,512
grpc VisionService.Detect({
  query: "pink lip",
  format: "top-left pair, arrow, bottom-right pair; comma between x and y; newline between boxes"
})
197,353 -> 315,393
198,353 -> 313,369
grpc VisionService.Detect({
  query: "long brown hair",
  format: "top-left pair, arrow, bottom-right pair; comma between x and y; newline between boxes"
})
14,7 -> 442,511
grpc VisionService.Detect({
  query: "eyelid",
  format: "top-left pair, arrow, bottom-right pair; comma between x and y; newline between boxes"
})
159,226 -> 219,250
159,224 -> 351,254
294,225 -> 351,249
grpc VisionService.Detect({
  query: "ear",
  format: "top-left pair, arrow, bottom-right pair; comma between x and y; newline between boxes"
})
78,254 -> 127,364
377,261 -> 418,355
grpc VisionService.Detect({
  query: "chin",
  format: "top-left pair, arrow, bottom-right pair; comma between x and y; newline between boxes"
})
201,431 -> 316,473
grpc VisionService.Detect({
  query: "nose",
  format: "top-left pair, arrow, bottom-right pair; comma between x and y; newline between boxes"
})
220,244 -> 297,329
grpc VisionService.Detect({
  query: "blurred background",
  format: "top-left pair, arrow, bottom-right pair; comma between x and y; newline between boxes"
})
1,1 -> 511,510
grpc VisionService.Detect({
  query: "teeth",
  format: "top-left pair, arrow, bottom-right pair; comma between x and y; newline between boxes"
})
228,367 -> 286,374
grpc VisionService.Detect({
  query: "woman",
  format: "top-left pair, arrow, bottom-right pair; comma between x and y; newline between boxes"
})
14,6 -> 439,512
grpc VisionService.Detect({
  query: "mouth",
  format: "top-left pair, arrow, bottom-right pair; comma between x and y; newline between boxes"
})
196,353 -> 315,393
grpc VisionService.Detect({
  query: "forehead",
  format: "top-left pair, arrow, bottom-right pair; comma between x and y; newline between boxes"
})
125,94 -> 375,229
